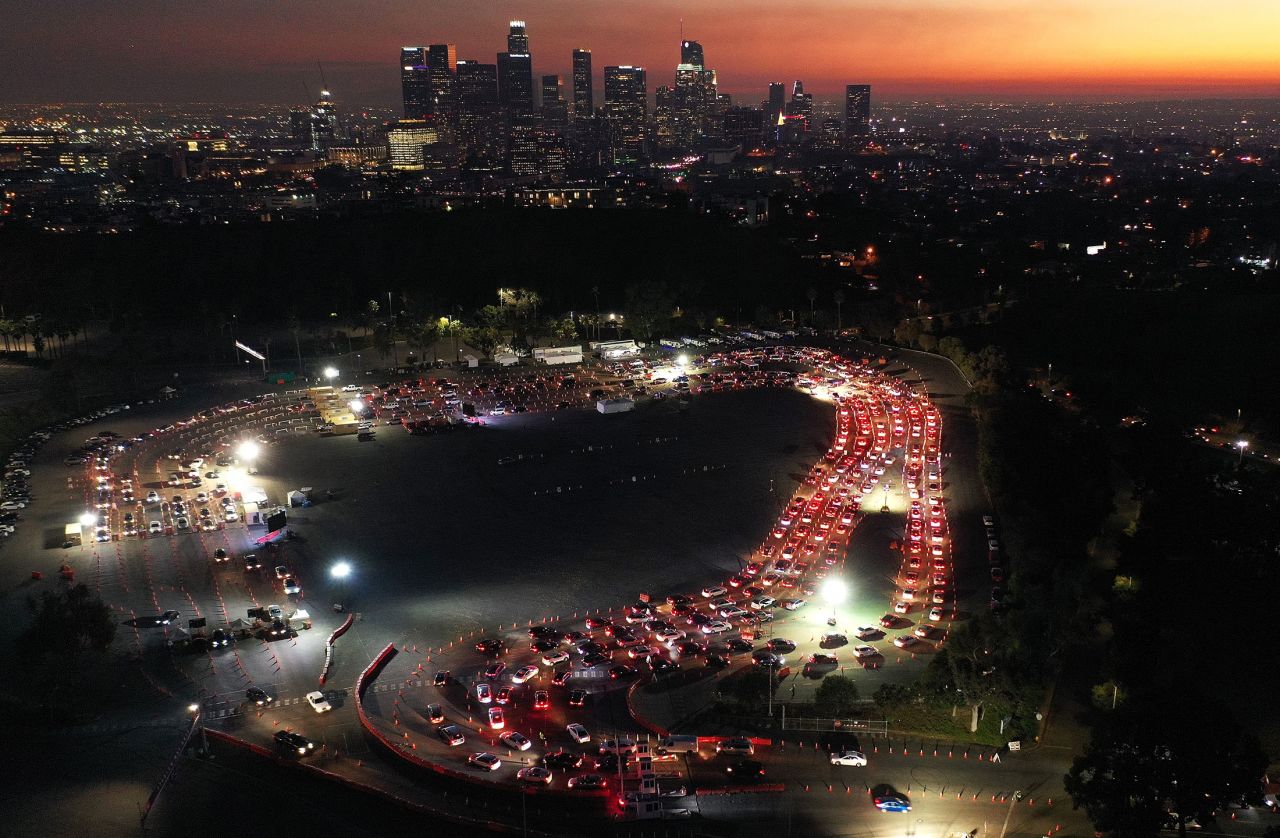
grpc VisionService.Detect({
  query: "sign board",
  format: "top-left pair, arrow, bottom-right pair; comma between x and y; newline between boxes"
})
266,510 -> 287,532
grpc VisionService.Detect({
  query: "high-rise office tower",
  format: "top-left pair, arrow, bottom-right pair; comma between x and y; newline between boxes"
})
602,65 -> 647,164
401,47 -> 431,119
653,85 -> 676,146
386,119 -> 438,170
289,107 -> 314,148
312,90 -> 339,148
541,74 -> 568,127
424,44 -> 458,141
497,20 -> 535,115
673,39 -> 717,144
787,80 -> 813,131
680,39 -> 705,67
571,49 -> 594,119
844,84 -> 872,136
456,59 -> 503,162
764,82 -> 786,129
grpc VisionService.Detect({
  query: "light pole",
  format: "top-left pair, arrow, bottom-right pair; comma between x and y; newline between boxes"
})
323,366 -> 339,384
822,577 -> 848,628
237,441 -> 260,475
1236,440 -> 1248,467
387,291 -> 398,366
331,561 -> 351,610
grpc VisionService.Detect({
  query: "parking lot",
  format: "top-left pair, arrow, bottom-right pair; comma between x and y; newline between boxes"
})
2,341 -> 1028,835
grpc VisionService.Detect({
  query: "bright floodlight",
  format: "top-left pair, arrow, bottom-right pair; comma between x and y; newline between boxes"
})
323,366 -> 339,380
78,512 -> 96,527
331,561 -> 352,579
187,703 -> 199,713
348,399 -> 364,414
676,353 -> 689,367
822,578 -> 849,606
1236,440 -> 1249,449
237,441 -> 260,462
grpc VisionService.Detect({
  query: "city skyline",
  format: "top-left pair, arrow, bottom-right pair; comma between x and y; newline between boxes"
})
3,1 -> 1279,105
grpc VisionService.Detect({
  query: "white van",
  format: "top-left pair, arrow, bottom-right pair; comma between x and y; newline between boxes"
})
656,735 -> 699,755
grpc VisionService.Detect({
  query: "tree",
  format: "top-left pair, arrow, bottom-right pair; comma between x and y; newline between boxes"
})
19,584 -> 116,668
287,310 -> 304,374
918,333 -> 939,353
624,281 -> 675,342
813,675 -> 860,717
1065,692 -> 1266,838
936,617 -> 1012,732
873,683 -> 914,714
833,289 -> 845,331
551,317 -> 578,345
468,325 -> 501,359
806,287 -> 817,322
726,668 -> 780,713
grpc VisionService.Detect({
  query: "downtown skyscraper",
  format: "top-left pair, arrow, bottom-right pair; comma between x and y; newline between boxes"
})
602,65 -> 647,164
497,20 -> 535,115
844,84 -> 872,136
401,47 -> 431,119
571,49 -> 593,119
671,39 -> 718,145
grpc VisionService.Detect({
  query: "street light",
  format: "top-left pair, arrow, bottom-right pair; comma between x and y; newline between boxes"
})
331,561 -> 352,612
187,703 -> 200,714
822,578 -> 848,627
1236,439 -> 1249,466
323,366 -> 339,381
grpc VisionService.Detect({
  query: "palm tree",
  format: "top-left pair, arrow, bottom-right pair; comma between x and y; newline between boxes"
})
833,289 -> 845,332
806,287 -> 817,323
287,311 -> 304,375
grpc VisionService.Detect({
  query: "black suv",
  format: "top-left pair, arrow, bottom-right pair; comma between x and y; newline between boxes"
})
274,730 -> 314,756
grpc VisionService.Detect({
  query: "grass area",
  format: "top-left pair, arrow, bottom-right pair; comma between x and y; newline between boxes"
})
876,701 -> 1013,747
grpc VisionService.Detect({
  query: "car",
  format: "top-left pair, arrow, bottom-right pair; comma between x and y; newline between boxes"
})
543,750 -> 584,770
517,766 -> 553,785
853,644 -> 879,659
581,651 -> 611,668
212,547 -> 229,563
654,628 -> 685,644
608,664 -> 635,680
584,616 -> 611,630
724,638 -> 753,653
701,620 -> 732,635
274,730 -> 315,756
701,585 -> 727,599
806,653 -> 838,666
716,737 -> 754,755
532,690 -> 550,710
929,606 -> 945,621
705,652 -> 729,668
894,600 -> 910,614
433,670 -> 450,687
246,686 -> 274,706
569,689 -> 587,706
915,625 -> 943,641
783,598 -> 806,611
566,723 -> 591,745
195,491 -> 209,503
469,752 -> 502,771
551,669 -> 572,687
530,638 -> 557,653
244,553 -> 261,571
174,516 -> 190,530
476,683 -> 492,703
542,650 -> 569,666
494,687 -> 512,705
148,520 -> 163,534
282,577 -> 301,596
305,691 -> 332,713
873,789 -> 912,812
752,650 -> 783,667
567,773 -> 606,790
750,596 -> 775,610
725,759 -> 766,780
766,638 -> 796,654
483,661 -> 506,679
501,731 -> 532,751
511,664 -> 539,684
475,638 -> 504,656
893,636 -> 918,650
274,565 -> 289,580
209,628 -> 230,648
830,750 -> 868,766
267,604 -> 284,621
426,703 -> 445,724
627,645 -> 657,660
438,725 -> 465,746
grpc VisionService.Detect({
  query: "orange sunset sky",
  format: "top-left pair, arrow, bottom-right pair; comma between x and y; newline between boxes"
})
3,0 -> 1278,102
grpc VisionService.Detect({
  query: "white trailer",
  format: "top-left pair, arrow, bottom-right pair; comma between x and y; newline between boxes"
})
596,397 -> 635,414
